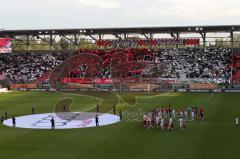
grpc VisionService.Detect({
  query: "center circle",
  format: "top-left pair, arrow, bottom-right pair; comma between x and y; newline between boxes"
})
3,112 -> 120,129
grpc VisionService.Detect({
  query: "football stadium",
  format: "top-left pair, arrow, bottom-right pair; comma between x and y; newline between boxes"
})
1,1 -> 240,159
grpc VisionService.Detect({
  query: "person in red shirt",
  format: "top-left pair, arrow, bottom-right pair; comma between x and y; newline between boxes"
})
200,107 -> 204,121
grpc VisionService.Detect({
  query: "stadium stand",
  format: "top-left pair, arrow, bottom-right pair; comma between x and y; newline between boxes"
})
156,48 -> 232,83
0,52 -> 71,83
0,48 -> 233,85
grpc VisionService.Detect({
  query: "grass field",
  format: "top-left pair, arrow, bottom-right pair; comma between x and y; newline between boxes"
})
0,91 -> 240,159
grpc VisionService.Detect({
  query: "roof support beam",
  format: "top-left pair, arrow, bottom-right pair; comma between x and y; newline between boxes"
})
26,35 -> 30,51
230,29 -> 234,47
74,33 -> 80,50
60,34 -> 75,44
98,34 -> 104,40
142,33 -> 153,40
35,35 -> 57,50
170,32 -> 180,48
200,32 -> 206,47
124,34 -> 128,39
170,32 -> 179,39
35,35 -> 50,44
114,34 -> 123,40
50,34 -> 53,51
87,34 -> 98,41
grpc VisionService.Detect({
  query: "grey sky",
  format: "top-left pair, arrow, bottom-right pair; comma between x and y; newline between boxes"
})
0,0 -> 240,29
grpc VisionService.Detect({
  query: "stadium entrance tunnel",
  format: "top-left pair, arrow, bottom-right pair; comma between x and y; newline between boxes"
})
3,112 -> 120,129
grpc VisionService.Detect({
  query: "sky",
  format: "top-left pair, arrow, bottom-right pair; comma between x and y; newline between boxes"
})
0,0 -> 240,30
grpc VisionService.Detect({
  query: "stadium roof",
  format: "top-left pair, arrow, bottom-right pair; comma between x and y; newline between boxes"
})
0,25 -> 240,36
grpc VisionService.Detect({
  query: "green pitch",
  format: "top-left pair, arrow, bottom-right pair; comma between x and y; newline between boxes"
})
0,91 -> 240,159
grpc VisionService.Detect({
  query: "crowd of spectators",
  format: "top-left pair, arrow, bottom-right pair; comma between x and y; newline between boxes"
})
155,48 -> 232,83
0,52 -> 71,83
0,48 -> 232,84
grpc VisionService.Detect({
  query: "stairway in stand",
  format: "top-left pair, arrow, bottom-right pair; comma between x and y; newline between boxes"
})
36,71 -> 52,85
232,54 -> 240,83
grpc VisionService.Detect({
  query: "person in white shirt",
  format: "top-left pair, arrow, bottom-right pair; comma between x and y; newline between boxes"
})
179,118 -> 183,129
180,111 -> 183,118
168,117 -> 173,130
156,115 -> 160,127
191,111 -> 195,121
184,110 -> 188,120
160,118 -> 164,130
236,117 -> 239,126
172,109 -> 176,118
158,111 -> 162,119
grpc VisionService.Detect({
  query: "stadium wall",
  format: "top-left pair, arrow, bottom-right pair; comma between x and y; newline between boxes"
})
17,88 -> 240,93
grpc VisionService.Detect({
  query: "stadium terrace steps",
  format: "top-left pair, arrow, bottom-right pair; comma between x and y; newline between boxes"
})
36,71 -> 52,85
232,55 -> 240,83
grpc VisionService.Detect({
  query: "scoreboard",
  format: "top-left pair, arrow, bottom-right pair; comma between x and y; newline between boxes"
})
0,38 -> 12,53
